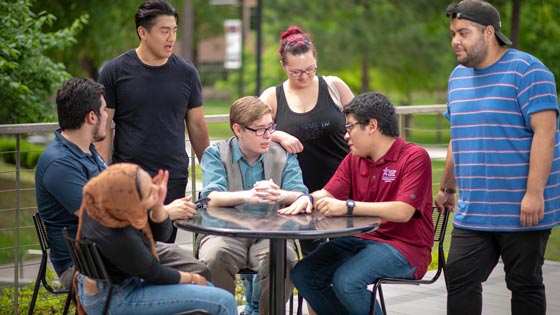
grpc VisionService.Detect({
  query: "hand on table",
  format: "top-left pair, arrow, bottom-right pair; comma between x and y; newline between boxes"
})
278,194 -> 313,215
315,197 -> 346,217
246,179 -> 281,204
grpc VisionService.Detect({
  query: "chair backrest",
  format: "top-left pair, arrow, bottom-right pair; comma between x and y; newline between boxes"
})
432,206 -> 450,243
30,213 -> 70,296
430,206 -> 451,280
62,228 -> 112,286
33,213 -> 50,253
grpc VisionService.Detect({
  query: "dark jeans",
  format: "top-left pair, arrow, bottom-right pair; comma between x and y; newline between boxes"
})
298,238 -> 325,257
446,227 -> 551,315
163,179 -> 187,243
292,237 -> 415,315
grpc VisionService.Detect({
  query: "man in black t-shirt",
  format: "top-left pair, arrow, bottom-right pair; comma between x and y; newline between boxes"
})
97,0 -> 210,242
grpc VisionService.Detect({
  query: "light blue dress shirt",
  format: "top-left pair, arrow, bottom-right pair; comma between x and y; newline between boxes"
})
200,137 -> 308,198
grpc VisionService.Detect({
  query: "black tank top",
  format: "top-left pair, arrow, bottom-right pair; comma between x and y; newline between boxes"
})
275,76 -> 349,191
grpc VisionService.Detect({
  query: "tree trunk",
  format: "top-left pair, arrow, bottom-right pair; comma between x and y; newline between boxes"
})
361,52 -> 369,93
510,0 -> 520,48
182,0 -> 195,63
81,55 -> 99,81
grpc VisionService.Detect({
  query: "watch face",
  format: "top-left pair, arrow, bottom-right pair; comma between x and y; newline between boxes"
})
347,199 -> 355,215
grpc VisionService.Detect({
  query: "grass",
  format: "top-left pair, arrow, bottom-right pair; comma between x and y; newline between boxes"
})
0,161 -> 39,265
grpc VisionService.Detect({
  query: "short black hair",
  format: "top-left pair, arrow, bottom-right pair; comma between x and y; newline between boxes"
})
135,0 -> 179,38
56,78 -> 104,131
343,92 -> 399,137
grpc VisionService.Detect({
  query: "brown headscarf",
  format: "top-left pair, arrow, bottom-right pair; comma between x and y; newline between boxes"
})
73,163 -> 159,314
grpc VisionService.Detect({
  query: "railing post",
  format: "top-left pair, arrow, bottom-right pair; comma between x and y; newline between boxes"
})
191,145 -> 197,201
398,113 -> 406,141
13,134 -> 20,315
190,145 -> 197,256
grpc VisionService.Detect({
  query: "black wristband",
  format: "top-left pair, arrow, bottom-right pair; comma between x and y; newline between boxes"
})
297,193 -> 314,204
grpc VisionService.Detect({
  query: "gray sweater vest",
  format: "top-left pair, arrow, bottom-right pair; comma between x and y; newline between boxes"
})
217,137 -> 287,191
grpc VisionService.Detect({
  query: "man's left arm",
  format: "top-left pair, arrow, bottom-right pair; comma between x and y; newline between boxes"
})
316,147 -> 431,222
185,106 -> 210,162
521,109 -> 557,226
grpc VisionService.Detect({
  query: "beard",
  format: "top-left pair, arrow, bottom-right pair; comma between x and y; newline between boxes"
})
92,118 -> 106,142
458,36 -> 488,68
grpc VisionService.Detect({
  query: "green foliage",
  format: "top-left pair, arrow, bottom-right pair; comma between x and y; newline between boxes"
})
0,0 -> 87,124
213,0 -> 560,103
516,0 -> 560,92
33,0 -> 139,78
257,0 -> 453,96
0,269 -> 74,315
0,138 -> 45,169
33,0 -> 239,78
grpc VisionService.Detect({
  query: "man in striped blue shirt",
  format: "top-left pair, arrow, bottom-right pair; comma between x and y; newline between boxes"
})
436,1 -> 559,314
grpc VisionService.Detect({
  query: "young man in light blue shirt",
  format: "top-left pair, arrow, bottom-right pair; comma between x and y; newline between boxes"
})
199,96 -> 308,315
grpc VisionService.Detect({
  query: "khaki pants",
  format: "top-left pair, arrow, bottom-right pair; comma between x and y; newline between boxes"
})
197,235 -> 296,315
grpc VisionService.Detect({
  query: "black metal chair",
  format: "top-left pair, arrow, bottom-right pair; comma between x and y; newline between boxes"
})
63,228 -> 211,315
63,228 -> 113,315
28,213 -> 73,315
370,206 -> 451,315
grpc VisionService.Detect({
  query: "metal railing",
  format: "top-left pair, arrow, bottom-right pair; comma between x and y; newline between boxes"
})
0,105 -> 447,314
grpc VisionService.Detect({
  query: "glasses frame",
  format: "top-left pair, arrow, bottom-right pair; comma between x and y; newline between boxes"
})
344,120 -> 368,132
285,66 -> 317,78
244,123 -> 277,136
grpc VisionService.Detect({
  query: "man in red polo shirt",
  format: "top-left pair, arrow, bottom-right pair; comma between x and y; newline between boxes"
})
279,92 -> 434,315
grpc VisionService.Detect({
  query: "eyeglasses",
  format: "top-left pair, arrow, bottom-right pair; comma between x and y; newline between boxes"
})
245,123 -> 277,136
286,66 -> 317,78
344,121 -> 367,132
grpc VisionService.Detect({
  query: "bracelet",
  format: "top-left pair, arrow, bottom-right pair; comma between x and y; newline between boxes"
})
440,187 -> 456,194
297,193 -> 314,204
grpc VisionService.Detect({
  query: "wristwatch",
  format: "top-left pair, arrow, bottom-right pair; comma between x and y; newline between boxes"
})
440,187 -> 456,194
346,199 -> 355,216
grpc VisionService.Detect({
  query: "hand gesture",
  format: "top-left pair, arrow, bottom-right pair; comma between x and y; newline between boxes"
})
246,179 -> 281,204
165,196 -> 197,220
151,170 -> 169,209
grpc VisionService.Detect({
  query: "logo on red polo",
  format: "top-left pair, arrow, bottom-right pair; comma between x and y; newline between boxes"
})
382,167 -> 397,183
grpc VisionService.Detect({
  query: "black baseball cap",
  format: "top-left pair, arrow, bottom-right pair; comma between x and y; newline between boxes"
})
446,0 -> 512,46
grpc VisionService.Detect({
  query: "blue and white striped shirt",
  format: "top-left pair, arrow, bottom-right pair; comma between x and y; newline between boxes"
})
446,49 -> 560,231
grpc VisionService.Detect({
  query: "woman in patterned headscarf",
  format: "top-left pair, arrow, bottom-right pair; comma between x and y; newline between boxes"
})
73,163 -> 236,315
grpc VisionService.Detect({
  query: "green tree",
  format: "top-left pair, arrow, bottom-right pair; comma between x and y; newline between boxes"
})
33,0 -> 138,79
0,0 -> 87,124
34,0 -> 238,79
251,0 -> 560,103
506,0 -> 560,92
262,0 -> 452,98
